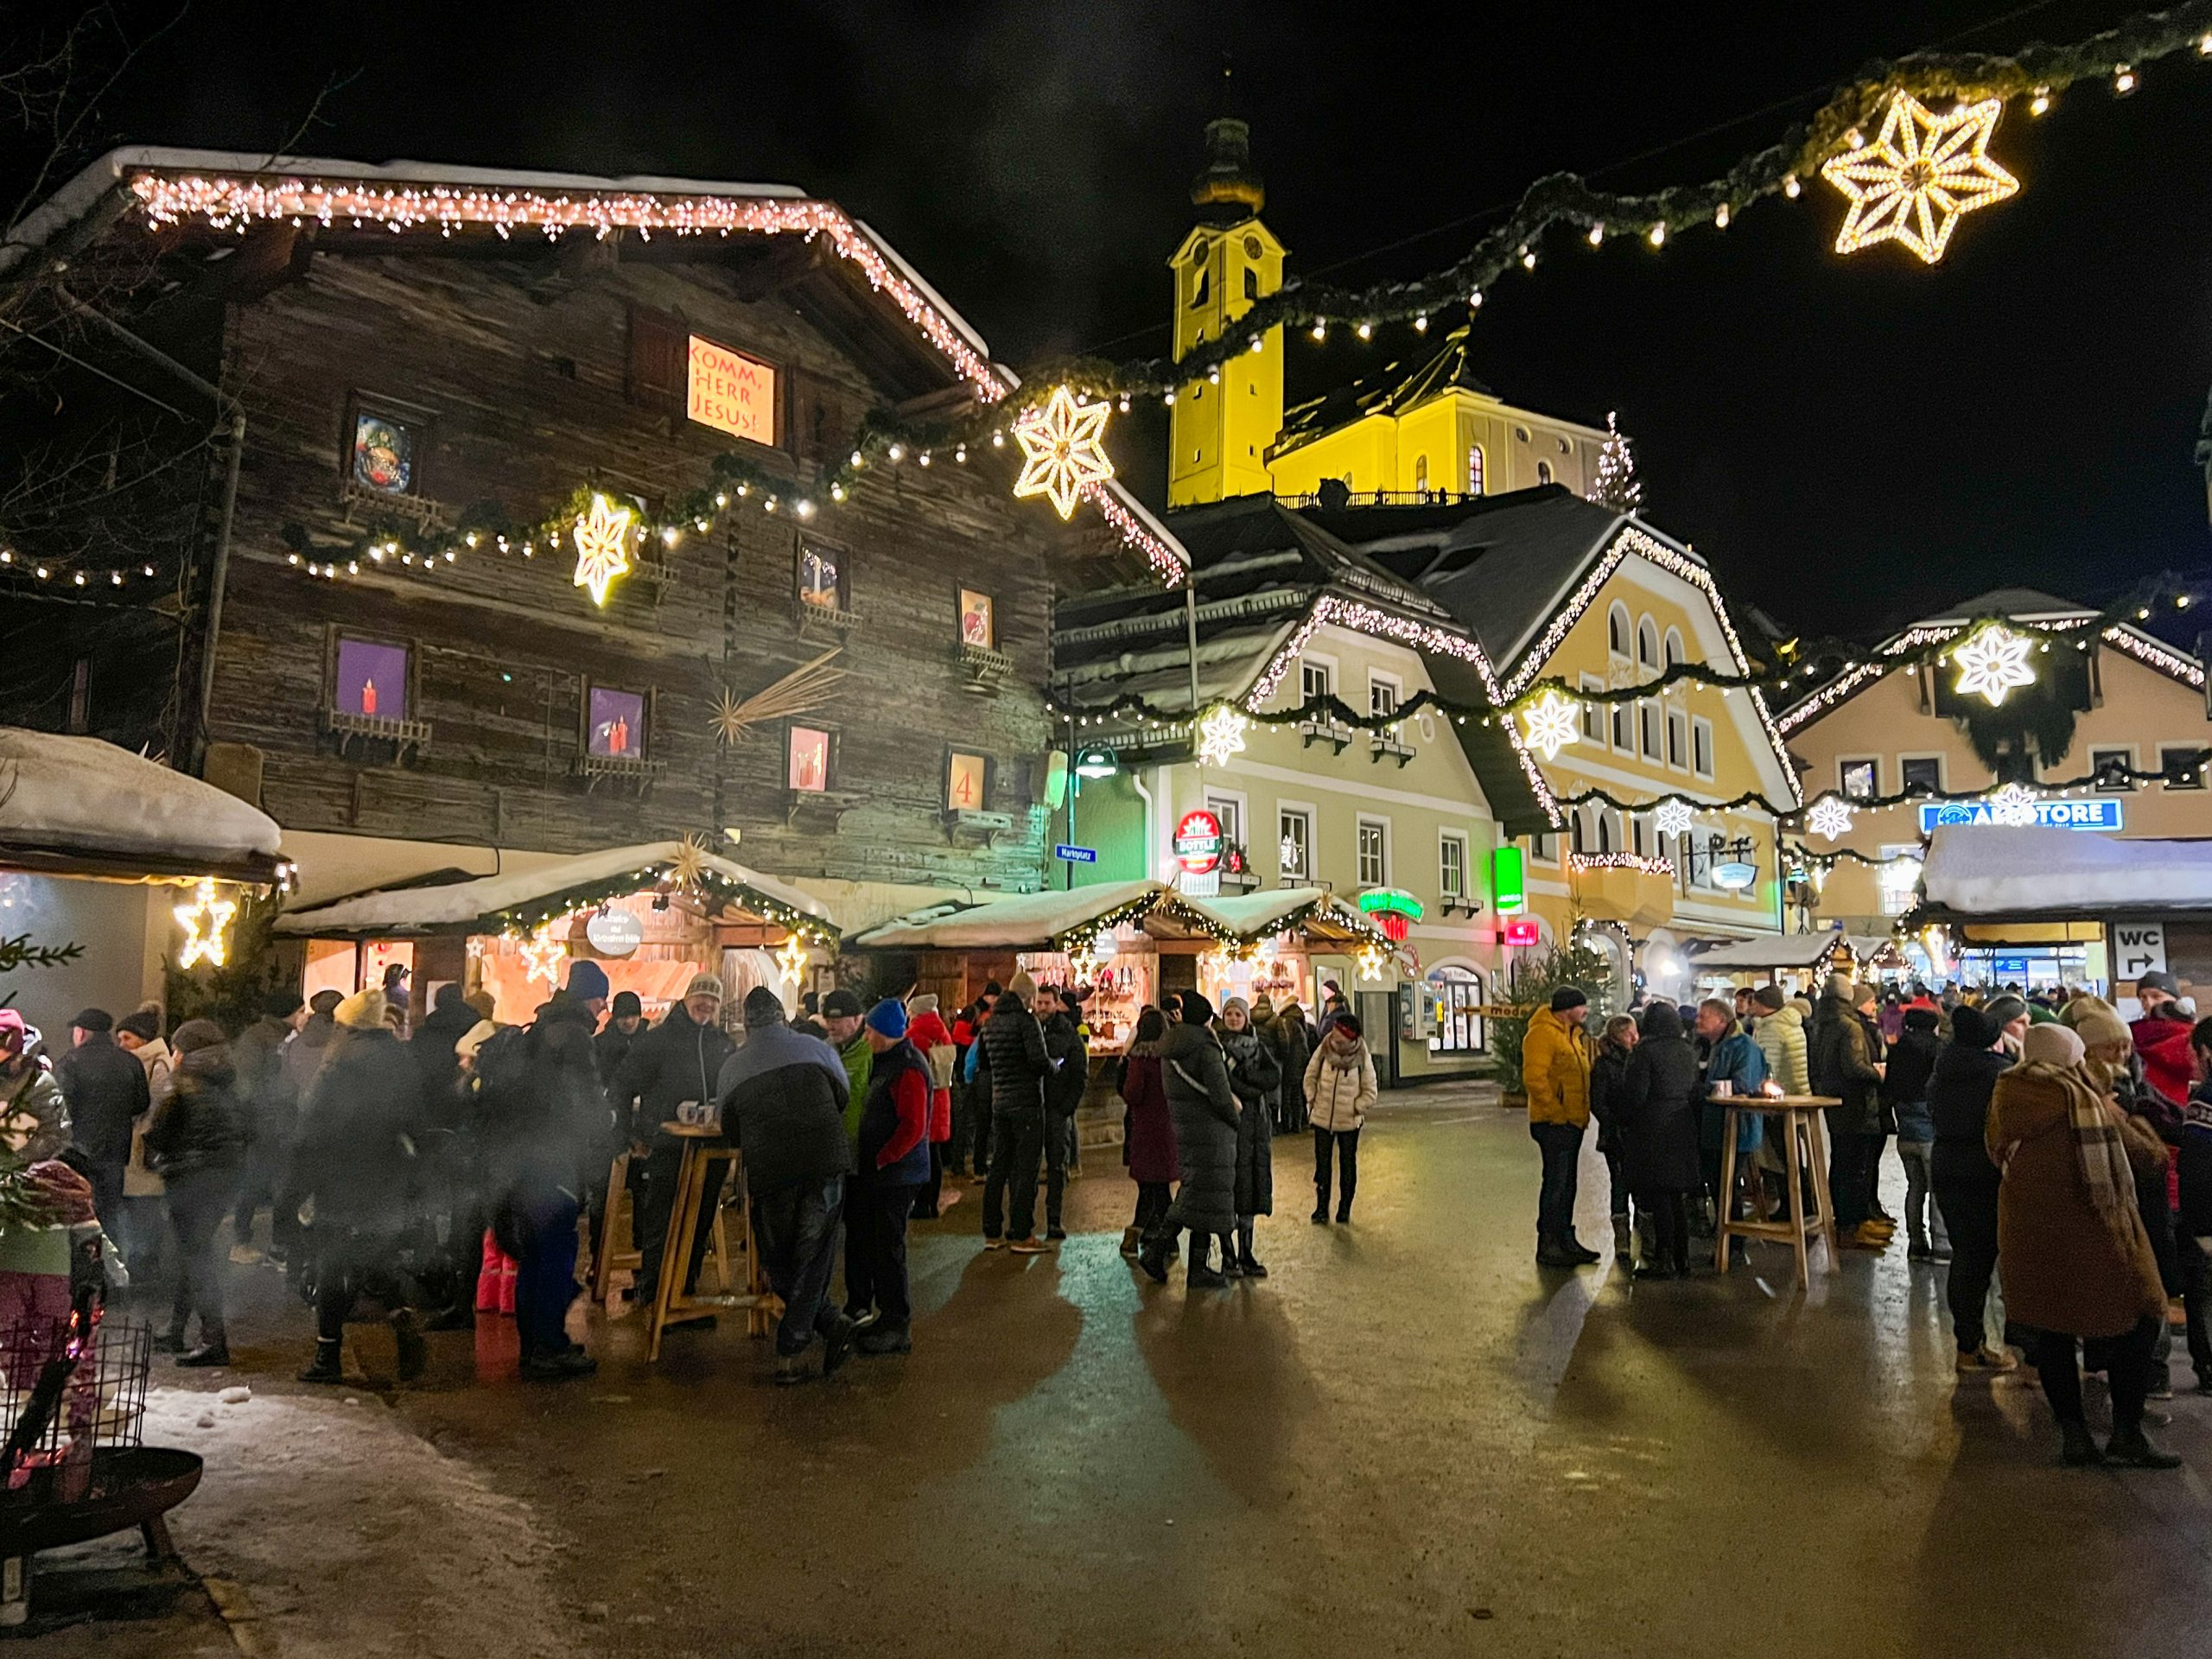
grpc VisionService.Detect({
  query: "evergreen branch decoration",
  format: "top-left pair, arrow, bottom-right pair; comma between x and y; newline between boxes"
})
0,933 -> 82,974
711,649 -> 847,745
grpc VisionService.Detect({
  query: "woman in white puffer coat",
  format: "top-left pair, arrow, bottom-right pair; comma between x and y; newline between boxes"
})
1304,1015 -> 1378,1224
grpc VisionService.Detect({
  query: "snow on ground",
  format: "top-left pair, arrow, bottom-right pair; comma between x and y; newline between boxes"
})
139,1382 -> 581,1659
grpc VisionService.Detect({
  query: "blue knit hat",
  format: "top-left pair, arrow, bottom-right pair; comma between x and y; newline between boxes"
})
865,997 -> 908,1039
567,960 -> 611,1002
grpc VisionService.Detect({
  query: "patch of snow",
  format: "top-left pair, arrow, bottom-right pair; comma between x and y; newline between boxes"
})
852,880 -> 1166,950
217,1384 -> 251,1404
1923,825 -> 2212,916
0,727 -> 280,867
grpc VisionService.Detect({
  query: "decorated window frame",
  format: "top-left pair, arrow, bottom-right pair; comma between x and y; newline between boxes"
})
324,626 -> 421,729
2091,745 -> 2138,792
797,538 -> 853,615
1439,830 -> 1469,901
581,681 -> 655,763
1277,804 -> 1316,882
340,391 -> 432,500
787,721 -> 837,794
944,749 -> 992,813
957,587 -> 997,652
2159,744 -> 2205,791
1840,755 -> 1880,801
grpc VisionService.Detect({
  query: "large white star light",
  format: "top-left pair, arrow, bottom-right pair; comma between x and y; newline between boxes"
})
1520,690 -> 1581,760
1820,91 -> 2019,264
1805,795 -> 1855,841
1650,799 -> 1695,839
775,934 -> 810,983
570,492 -> 636,607
1011,386 -> 1115,520
1951,623 -> 2037,707
173,879 -> 237,969
1197,704 -> 1249,767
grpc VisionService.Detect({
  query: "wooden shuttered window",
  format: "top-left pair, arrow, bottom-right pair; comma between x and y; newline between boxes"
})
627,306 -> 686,414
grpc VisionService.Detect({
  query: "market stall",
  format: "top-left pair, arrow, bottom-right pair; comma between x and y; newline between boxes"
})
1173,887 -> 1402,1016
1681,930 -> 1892,997
0,727 -> 287,1040
273,840 -> 837,1025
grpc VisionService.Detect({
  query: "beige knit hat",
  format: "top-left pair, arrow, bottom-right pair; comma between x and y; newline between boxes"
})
334,987 -> 387,1031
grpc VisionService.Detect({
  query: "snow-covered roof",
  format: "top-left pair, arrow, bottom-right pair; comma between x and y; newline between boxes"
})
1688,931 -> 1841,971
0,728 -> 283,882
1922,825 -> 2212,918
1181,887 -> 1385,944
275,841 -> 832,937
851,880 -> 1165,950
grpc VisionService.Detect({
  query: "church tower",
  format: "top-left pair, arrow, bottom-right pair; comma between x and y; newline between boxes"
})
1166,111 -> 1286,507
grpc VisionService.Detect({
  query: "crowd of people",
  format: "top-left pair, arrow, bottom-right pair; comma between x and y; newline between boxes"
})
1522,967 -> 2208,1468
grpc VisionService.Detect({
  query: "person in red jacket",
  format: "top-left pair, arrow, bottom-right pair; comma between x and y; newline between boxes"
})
906,994 -> 960,1217
2133,971 -> 2196,1109
844,1000 -> 933,1354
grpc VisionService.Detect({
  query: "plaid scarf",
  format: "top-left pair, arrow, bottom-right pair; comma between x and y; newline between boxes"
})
2025,1060 -> 2141,1251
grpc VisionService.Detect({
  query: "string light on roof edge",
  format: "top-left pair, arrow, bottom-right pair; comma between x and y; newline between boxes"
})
1819,90 -> 2018,264
1951,622 -> 2037,705
1011,386 -> 1114,520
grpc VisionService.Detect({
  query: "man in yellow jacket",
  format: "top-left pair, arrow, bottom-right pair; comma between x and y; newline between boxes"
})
1524,986 -> 1596,1268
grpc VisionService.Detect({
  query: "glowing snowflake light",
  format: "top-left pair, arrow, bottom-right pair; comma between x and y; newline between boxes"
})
1520,690 -> 1581,760
1805,795 -> 1855,841
1011,386 -> 1115,520
1987,782 -> 2041,826
173,880 -> 237,969
1650,799 -> 1695,839
1820,91 -> 2019,264
1951,623 -> 2037,707
1197,705 -> 1249,767
570,492 -> 636,607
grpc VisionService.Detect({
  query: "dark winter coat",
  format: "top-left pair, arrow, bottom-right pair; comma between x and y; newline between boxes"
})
1265,1007 -> 1313,1127
715,1021 -> 853,1195
480,995 -> 610,1198
611,1002 -> 735,1141
594,1020 -> 640,1095
1882,1018 -> 1944,1144
1040,1010 -> 1088,1117
143,1044 -> 246,1180
976,994 -> 1050,1117
1618,1005 -> 1702,1192
54,1031 -> 149,1169
410,987 -> 480,1104
1929,1040 -> 2010,1161
1118,1044 -> 1178,1185
1588,1039 -> 1632,1155
1161,1020 -> 1239,1235
856,1038 -> 932,1187
231,1014 -> 299,1153
1810,989 -> 1885,1136
291,1027 -> 427,1230
1222,1023 -> 1279,1217
2180,1088 -> 2212,1238
282,1009 -> 340,1103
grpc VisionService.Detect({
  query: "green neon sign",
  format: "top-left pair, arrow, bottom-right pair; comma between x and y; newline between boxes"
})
1492,846 -> 1527,914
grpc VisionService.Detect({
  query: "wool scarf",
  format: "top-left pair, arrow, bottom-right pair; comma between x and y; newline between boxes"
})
2026,1059 -> 2141,1251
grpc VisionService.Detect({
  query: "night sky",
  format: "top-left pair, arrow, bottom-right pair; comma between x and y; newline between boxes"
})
73,0 -> 2212,641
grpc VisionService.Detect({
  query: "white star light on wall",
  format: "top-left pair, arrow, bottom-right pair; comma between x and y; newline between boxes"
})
571,492 -> 636,607
1011,386 -> 1115,520
1805,795 -> 1855,841
173,879 -> 237,969
520,925 -> 566,985
1197,705 -> 1249,767
1650,799 -> 1695,839
775,935 -> 810,983
1520,690 -> 1580,760
1820,91 -> 2019,264
1951,624 -> 2037,707
1357,945 -> 1388,983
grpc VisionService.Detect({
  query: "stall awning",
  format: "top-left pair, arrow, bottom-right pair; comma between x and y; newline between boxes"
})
849,880 -> 1166,951
1176,887 -> 1392,949
275,841 -> 835,940
1921,824 -> 2212,919
1687,931 -> 1843,972
0,727 -> 284,886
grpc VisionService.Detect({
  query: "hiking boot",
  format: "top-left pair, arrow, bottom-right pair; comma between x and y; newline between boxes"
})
177,1342 -> 231,1369
821,1314 -> 858,1378
153,1327 -> 188,1355
1119,1227 -> 1143,1256
297,1339 -> 344,1384
1535,1244 -> 1583,1268
1186,1263 -> 1229,1289
2060,1422 -> 2103,1465
1219,1254 -> 1245,1279
2104,1428 -> 2183,1469
1136,1243 -> 1169,1284
1335,1208 -> 1351,1224
391,1311 -> 428,1382
774,1352 -> 811,1387
1046,1227 -> 1068,1242
1240,1252 -> 1268,1279
855,1324 -> 912,1357
1563,1238 -> 1602,1264
1311,1206 -> 1329,1224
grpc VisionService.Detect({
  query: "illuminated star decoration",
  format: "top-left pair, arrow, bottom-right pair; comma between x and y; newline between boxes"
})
775,934 -> 810,983
1357,945 -> 1389,983
1951,623 -> 2037,707
1011,386 -> 1115,520
173,879 -> 237,969
1805,795 -> 1855,841
520,925 -> 566,985
666,834 -> 712,893
1197,705 -> 1249,768
570,492 -> 637,607
1820,91 -> 2019,264
1987,782 -> 2041,826
1520,690 -> 1581,760
1650,799 -> 1695,839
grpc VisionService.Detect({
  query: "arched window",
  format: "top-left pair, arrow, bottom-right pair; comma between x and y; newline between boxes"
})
1466,445 -> 1485,495
1597,812 -> 1612,854
1413,454 -> 1428,494
1535,460 -> 1554,485
1637,616 -> 1661,670
1243,265 -> 1258,300
1189,262 -> 1211,308
1664,626 -> 1686,668
1632,814 -> 1647,857
1607,601 -> 1630,658
1570,810 -> 1587,855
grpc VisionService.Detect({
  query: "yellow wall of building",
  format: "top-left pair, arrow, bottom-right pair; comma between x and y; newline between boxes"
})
1268,389 -> 1607,500
1167,218 -> 1286,507
1788,645 -> 2212,926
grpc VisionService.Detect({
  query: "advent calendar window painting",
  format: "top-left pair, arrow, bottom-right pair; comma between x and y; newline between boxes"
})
946,752 -> 987,811
788,725 -> 830,792
334,637 -> 409,722
349,408 -> 416,495
798,545 -> 844,611
587,686 -> 647,759
958,589 -> 995,650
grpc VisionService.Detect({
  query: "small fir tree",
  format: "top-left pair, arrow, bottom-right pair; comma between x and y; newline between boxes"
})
1490,931 -> 1614,1099
1592,411 -> 1643,513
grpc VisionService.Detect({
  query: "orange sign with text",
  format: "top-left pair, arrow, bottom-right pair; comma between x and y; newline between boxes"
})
686,336 -> 776,444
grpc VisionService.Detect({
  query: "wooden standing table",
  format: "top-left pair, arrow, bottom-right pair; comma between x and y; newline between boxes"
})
645,1122 -> 772,1361
1710,1094 -> 1840,1291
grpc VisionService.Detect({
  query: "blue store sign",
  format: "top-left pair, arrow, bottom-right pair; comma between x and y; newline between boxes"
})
1052,843 -> 1098,864
1918,798 -> 2123,834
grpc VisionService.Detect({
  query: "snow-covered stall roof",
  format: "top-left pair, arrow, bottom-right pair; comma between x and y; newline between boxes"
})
275,842 -> 834,938
0,727 -> 283,883
1179,887 -> 1391,946
850,881 -> 1166,950
1922,825 -> 2212,918
1687,932 -> 1847,972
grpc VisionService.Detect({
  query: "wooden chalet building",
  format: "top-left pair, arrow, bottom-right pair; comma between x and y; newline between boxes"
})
0,149 -> 1187,957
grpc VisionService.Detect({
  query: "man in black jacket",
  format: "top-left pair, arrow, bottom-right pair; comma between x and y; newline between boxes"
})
976,982 -> 1052,1253
715,987 -> 855,1383
612,973 -> 734,1312
1035,985 -> 1088,1242
56,1007 -> 149,1225
1929,1007 -> 2018,1374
